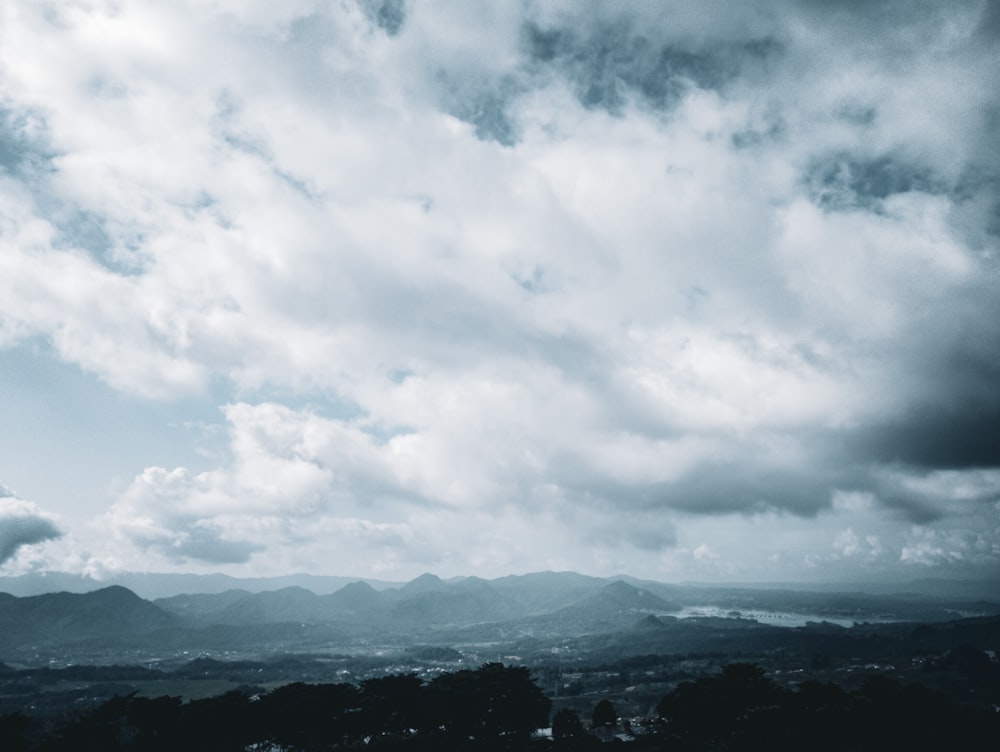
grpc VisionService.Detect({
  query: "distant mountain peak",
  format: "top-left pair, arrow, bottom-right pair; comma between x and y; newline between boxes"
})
0,586 -> 175,653
89,585 -> 145,602
271,585 -> 315,596
571,580 -> 677,613
600,580 -> 660,603
327,580 -> 384,612
401,572 -> 448,594
339,580 -> 377,594
604,580 -> 640,595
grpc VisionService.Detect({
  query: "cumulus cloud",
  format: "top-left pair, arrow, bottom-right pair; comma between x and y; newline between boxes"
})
99,401 -> 690,575
0,1 -> 997,579
0,486 -> 62,566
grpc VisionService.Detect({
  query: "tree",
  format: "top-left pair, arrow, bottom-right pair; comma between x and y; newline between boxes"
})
53,694 -> 134,751
426,663 -> 551,746
657,663 -> 786,747
0,713 -> 33,752
591,698 -> 616,728
126,695 -> 183,751
360,673 -> 424,739
257,681 -> 360,749
178,689 -> 260,751
552,707 -> 585,741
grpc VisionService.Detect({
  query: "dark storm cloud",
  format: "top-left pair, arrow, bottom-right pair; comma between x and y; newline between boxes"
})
976,0 -> 1000,39
869,474 -> 956,525
360,0 -> 407,37
438,5 -> 781,146
856,403 -> 1000,471
805,153 -> 945,211
0,513 -> 62,565
860,313 -> 1000,472
575,451 -> 989,529
1,488 -> 63,563
785,0 -> 1000,486
520,18 -> 730,115
551,395 -> 997,524
863,407 -> 1000,469
550,435 -> 850,519
661,462 -> 839,517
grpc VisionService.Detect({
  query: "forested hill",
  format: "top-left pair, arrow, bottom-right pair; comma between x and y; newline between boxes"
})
0,586 -> 175,649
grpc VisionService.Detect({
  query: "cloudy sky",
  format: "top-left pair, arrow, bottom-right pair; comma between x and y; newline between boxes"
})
0,0 -> 998,585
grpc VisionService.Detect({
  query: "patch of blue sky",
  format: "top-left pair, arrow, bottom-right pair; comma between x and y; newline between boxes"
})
0,341 -> 222,519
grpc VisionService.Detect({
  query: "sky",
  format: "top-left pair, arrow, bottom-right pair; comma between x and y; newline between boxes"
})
0,0 -> 998,585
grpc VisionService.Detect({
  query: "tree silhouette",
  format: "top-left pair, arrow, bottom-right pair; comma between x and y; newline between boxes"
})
178,689 -> 259,751
552,707 -> 586,742
426,663 -> 551,747
125,695 -> 182,751
657,663 -> 786,747
258,681 -> 360,750
591,698 -> 616,727
0,712 -> 32,752
360,673 -> 424,740
51,694 -> 134,750
8,660 -> 1000,751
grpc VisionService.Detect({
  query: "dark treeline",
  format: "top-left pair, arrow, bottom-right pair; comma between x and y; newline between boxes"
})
645,662 -> 999,751
0,663 -> 550,752
2,661 -> 999,751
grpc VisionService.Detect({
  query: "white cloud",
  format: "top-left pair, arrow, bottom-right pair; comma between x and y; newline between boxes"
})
692,543 -> 717,561
80,398 -> 1000,580
0,1 -> 997,580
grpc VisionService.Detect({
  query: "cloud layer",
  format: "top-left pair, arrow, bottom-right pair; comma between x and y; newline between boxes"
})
0,1 -> 998,580
0,485 -> 62,567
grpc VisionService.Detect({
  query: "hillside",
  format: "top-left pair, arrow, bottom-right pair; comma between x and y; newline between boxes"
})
0,586 -> 176,652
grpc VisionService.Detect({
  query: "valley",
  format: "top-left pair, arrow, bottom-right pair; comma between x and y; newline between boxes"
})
1,571 -> 998,726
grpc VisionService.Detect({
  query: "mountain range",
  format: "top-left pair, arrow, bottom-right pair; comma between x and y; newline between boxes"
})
0,571 -> 399,599
0,572 -> 679,657
1,571 -> 999,662
3,570 -> 998,600
150,572 -> 681,631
